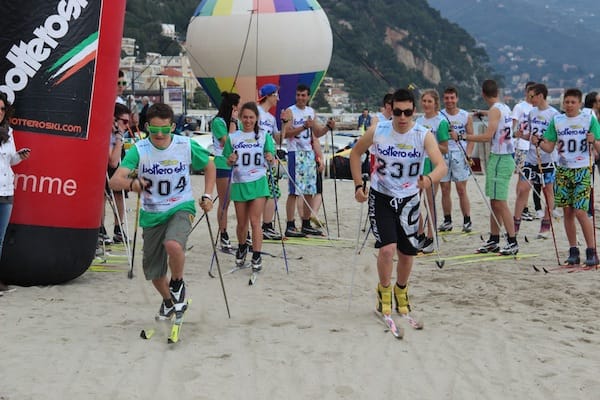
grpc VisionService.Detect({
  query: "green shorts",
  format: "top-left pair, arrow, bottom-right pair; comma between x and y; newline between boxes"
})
142,211 -> 193,280
554,166 -> 591,210
485,153 -> 515,200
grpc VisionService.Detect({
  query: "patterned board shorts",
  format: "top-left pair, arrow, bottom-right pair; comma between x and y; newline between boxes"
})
554,166 -> 591,210
287,150 -> 317,195
440,150 -> 471,183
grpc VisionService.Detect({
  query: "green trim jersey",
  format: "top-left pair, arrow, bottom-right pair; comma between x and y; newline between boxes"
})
211,117 -> 231,170
525,106 -> 559,165
224,130 -> 275,184
491,102 -> 514,155
544,112 -> 600,168
441,109 -> 469,152
370,120 -> 428,198
415,113 -> 450,145
121,135 -> 211,227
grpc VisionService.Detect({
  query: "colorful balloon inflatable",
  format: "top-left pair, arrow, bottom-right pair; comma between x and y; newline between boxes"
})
186,0 -> 333,118
0,0 -> 126,285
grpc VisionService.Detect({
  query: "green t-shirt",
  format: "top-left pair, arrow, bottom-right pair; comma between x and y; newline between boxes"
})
436,119 -> 450,143
544,114 -> 600,142
121,136 -> 210,227
423,118 -> 450,174
212,117 -> 231,170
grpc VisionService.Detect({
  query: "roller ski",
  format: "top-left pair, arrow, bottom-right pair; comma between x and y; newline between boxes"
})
375,283 -> 404,339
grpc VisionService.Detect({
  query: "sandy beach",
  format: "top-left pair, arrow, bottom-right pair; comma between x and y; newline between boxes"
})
1,172 -> 599,400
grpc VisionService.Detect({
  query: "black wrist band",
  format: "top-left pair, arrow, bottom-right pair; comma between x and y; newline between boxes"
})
355,184 -> 363,192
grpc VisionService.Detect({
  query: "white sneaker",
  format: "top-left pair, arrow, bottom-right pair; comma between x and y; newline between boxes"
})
535,210 -> 544,219
552,208 -> 563,218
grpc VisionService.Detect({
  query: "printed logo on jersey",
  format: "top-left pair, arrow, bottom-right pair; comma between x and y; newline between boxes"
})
142,161 -> 187,175
0,0 -> 100,139
377,143 -> 422,158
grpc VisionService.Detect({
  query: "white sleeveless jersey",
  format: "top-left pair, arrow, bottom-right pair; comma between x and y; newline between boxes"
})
258,107 -> 279,137
136,135 -> 194,213
286,105 -> 315,152
553,112 -> 594,168
229,130 -> 268,184
415,113 -> 444,140
370,120 -> 428,198
525,106 -> 559,165
211,117 -> 227,156
375,111 -> 391,122
511,100 -> 533,151
491,102 -> 514,155
441,109 -> 469,152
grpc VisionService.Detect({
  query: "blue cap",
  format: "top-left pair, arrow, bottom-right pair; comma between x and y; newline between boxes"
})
258,83 -> 278,100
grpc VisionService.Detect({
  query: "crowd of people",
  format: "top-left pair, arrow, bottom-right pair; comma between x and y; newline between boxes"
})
3,72 -> 599,325
349,80 -> 600,324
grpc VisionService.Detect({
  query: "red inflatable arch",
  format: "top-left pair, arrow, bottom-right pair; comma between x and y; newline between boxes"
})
0,0 -> 126,285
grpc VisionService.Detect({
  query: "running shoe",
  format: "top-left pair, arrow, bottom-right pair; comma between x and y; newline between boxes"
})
565,247 -> 580,265
156,299 -> 175,321
499,242 -> 519,256
477,240 -> 499,253
285,226 -> 306,238
462,221 -> 473,233
438,221 -> 453,232
421,237 -> 434,253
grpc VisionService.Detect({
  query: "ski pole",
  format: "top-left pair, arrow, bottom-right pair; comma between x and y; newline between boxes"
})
128,192 -> 141,279
205,212 -> 231,318
348,174 -> 368,310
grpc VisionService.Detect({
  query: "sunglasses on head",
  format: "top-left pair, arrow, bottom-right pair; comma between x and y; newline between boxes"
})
392,108 -> 414,117
147,125 -> 172,135
117,80 -> 127,86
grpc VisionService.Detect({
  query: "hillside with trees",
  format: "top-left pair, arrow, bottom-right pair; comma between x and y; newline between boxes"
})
124,0 -> 498,109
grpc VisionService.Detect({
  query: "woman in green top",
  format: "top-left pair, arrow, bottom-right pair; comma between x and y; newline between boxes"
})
224,102 -> 275,272
414,89 -> 449,253
212,91 -> 240,251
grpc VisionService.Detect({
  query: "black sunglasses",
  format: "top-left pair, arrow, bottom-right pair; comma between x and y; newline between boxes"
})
393,108 -> 414,117
0,107 -> 5,111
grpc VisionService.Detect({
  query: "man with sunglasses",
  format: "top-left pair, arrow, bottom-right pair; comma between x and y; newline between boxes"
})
512,83 -> 559,239
104,103 -> 131,244
109,103 -> 216,321
349,88 -> 447,326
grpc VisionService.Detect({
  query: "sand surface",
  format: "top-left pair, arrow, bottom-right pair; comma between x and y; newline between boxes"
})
1,172 -> 599,400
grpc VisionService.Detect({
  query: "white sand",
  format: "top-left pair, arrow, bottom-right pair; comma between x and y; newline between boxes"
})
1,173 -> 599,400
